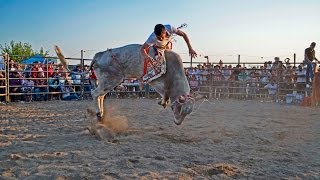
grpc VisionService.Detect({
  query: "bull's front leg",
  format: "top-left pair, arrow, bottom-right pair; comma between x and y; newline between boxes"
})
158,92 -> 170,108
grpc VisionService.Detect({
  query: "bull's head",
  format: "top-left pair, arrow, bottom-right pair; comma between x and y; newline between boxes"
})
171,95 -> 195,125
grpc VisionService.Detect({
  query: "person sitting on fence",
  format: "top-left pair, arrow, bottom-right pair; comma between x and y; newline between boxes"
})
22,74 -> 34,102
61,80 -> 80,101
264,79 -> 278,101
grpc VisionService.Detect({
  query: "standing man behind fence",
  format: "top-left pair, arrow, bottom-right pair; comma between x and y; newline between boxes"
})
304,42 -> 319,84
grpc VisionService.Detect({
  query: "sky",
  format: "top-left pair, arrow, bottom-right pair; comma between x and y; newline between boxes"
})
1,0 -> 320,66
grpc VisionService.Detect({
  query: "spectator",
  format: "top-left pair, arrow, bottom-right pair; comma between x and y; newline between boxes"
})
61,80 -> 80,100
260,69 -> 271,86
48,72 -> 62,100
90,68 -> 97,89
34,72 -> 48,101
264,79 -> 278,101
58,64 -> 69,79
247,72 -> 259,98
304,42 -> 319,83
282,65 -> 295,94
45,62 -> 55,78
9,59 -> 17,72
296,65 -> 307,93
83,65 -> 92,94
21,74 -> 34,102
30,62 -> 40,79
189,75 -> 199,91
71,65 -> 82,94
16,64 -> 25,78
9,72 -> 23,102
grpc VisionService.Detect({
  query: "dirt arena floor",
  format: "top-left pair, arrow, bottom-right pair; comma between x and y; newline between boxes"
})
0,98 -> 319,179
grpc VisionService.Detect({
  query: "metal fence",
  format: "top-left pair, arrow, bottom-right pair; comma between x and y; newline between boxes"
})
0,54 -> 317,105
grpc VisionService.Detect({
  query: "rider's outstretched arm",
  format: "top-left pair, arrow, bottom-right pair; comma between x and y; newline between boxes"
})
175,29 -> 197,58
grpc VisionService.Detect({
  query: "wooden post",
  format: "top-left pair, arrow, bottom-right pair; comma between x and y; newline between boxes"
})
80,50 -> 84,100
5,53 -> 10,103
238,54 -> 240,65
293,53 -> 296,67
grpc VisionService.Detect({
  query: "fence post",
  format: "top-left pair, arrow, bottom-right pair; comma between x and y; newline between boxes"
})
209,68 -> 212,99
80,50 -> 84,100
5,53 -> 10,103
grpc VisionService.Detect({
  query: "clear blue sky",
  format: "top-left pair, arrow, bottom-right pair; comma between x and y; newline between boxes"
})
1,0 -> 319,64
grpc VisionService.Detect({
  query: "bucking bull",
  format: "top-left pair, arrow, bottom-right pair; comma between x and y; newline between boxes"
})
55,44 -> 198,125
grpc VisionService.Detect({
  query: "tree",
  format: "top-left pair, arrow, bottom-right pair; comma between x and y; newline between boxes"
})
0,40 -> 49,63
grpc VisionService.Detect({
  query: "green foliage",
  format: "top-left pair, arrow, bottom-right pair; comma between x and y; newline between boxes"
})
0,40 -> 49,63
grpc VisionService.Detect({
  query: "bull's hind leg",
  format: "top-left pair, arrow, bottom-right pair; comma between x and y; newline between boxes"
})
91,86 -> 108,121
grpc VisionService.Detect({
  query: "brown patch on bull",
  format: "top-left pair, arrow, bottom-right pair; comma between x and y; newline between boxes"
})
86,107 -> 128,142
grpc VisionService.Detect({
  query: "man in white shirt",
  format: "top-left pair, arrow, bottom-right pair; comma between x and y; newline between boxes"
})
140,24 -> 197,81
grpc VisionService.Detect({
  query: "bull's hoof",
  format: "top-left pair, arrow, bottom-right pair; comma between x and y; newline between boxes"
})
157,100 -> 167,108
96,113 -> 102,122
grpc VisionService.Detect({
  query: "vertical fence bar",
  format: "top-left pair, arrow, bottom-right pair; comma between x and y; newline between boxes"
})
5,53 -> 10,103
80,50 -> 84,100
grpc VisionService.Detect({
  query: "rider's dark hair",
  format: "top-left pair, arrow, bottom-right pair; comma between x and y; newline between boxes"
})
154,24 -> 165,36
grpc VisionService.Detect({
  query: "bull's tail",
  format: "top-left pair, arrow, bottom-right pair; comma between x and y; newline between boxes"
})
54,45 -> 96,75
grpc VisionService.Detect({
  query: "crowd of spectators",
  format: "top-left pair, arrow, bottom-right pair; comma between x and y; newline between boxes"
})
185,57 -> 320,102
1,56 -> 319,103
0,59 -> 93,102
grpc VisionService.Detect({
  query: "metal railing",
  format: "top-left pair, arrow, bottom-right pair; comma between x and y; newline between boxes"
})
0,54 -> 317,106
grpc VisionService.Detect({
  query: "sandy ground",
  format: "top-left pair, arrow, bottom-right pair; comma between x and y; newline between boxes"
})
0,98 -> 319,179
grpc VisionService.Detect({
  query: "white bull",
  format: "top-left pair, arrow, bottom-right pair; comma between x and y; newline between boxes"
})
55,44 -> 195,125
